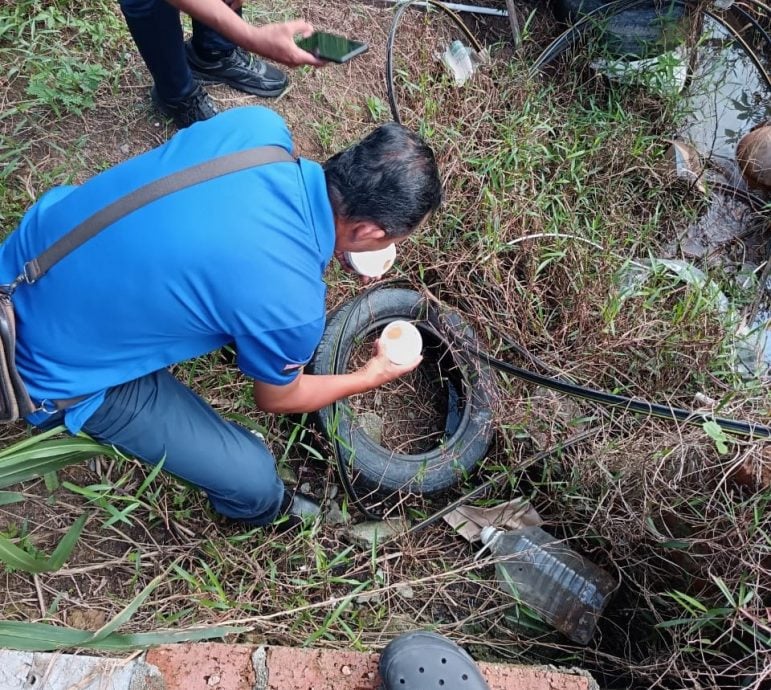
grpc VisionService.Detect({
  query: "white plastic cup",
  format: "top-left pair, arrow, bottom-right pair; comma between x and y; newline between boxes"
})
379,320 -> 423,365
345,244 -> 397,278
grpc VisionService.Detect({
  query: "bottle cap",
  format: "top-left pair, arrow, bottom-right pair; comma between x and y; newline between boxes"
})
345,244 -> 397,277
379,320 -> 423,365
480,526 -> 502,545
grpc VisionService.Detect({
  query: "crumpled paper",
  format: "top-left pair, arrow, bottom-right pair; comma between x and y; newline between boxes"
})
442,497 -> 542,543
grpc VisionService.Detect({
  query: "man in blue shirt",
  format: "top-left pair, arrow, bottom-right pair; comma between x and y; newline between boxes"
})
0,106 -> 442,526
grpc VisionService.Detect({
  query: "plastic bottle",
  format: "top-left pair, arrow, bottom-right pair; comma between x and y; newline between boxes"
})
480,525 -> 617,645
440,40 -> 482,86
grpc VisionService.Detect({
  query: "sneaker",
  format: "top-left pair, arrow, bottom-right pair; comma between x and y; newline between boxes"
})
151,82 -> 218,129
185,41 -> 288,98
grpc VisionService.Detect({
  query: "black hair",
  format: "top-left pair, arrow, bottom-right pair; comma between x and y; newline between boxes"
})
323,123 -> 442,238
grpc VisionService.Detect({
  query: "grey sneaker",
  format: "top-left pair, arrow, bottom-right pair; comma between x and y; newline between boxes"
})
151,83 -> 218,129
185,41 -> 288,98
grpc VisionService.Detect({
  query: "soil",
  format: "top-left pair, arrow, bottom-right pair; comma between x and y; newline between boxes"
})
348,331 -> 449,455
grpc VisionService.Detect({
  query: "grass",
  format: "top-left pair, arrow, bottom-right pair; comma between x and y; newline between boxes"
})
1,0 -> 771,687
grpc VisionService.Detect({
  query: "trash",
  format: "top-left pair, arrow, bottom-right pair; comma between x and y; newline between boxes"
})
553,0 -> 689,60
734,308 -> 771,378
480,525 -> 618,645
664,139 -> 705,191
346,518 -> 410,546
617,258 -> 730,312
443,497 -> 542,542
440,40 -> 484,86
617,258 -> 771,379
346,244 -> 397,277
591,45 -> 689,96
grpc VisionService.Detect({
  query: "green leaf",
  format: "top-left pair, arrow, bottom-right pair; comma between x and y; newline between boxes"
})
135,456 -> 165,500
0,491 -> 24,506
0,620 -> 249,652
0,534 -> 51,572
85,570 -> 166,643
47,514 -> 88,570
43,471 -> 60,492
702,420 -> 729,454
0,514 -> 87,573
711,575 -> 736,607
0,436 -> 119,489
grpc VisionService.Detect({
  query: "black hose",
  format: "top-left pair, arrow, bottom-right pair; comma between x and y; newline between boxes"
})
325,281 -> 771,524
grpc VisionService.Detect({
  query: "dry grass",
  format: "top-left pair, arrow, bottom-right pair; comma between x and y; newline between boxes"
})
1,1 -> 771,688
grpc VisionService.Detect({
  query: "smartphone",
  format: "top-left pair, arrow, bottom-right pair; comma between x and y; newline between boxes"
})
295,31 -> 368,64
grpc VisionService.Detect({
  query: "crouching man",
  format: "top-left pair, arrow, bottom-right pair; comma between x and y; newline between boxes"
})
0,106 -> 441,526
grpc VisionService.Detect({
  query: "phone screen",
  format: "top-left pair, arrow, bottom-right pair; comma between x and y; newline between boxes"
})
295,32 -> 368,63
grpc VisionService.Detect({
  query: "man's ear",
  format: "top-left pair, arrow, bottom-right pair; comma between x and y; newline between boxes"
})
352,222 -> 386,242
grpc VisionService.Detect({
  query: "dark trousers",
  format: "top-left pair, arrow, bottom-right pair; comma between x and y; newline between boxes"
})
46,369 -> 284,524
119,0 -> 242,101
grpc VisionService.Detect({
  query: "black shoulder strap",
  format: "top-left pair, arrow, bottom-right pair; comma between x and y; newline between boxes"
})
13,145 -> 295,289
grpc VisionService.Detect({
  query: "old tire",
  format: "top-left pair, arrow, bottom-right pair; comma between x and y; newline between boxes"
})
308,287 -> 496,495
552,0 -> 688,59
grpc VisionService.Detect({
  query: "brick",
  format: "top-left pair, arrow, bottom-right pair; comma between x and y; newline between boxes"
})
265,646 -> 594,690
146,642 -> 254,690
266,647 -> 379,690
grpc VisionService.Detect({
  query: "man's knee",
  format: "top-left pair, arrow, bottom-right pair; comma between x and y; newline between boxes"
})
208,433 -> 284,523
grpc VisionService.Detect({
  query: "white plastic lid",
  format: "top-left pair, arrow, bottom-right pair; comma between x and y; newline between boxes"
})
379,320 -> 423,365
345,244 -> 397,277
480,526 -> 502,545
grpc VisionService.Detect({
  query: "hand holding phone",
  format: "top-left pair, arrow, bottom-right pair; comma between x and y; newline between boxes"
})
295,31 -> 368,64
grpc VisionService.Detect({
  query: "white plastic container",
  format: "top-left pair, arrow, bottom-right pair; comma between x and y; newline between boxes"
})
379,320 -> 423,365
345,244 -> 397,278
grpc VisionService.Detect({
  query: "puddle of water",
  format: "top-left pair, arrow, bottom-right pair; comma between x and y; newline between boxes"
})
679,16 -> 771,178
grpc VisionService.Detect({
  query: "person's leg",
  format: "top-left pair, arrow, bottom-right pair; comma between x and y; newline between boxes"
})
81,369 -> 284,524
190,0 -> 239,57
119,0 -> 218,128
119,0 -> 193,101
186,0 -> 288,98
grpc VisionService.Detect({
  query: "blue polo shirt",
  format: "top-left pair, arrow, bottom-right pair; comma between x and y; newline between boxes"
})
0,107 -> 336,433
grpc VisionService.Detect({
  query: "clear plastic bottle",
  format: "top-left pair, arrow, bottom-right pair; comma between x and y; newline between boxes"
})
480,525 -> 617,645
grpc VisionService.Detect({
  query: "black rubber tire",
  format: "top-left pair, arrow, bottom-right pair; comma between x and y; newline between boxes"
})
308,287 -> 496,495
552,0 -> 688,59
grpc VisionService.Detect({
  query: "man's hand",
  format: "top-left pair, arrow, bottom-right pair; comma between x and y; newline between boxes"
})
166,2 -> 325,68
245,20 -> 326,68
357,339 -> 422,388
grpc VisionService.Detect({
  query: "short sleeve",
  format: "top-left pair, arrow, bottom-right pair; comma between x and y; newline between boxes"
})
235,318 -> 325,386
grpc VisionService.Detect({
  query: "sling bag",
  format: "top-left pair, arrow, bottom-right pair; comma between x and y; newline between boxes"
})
0,145 -> 295,423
